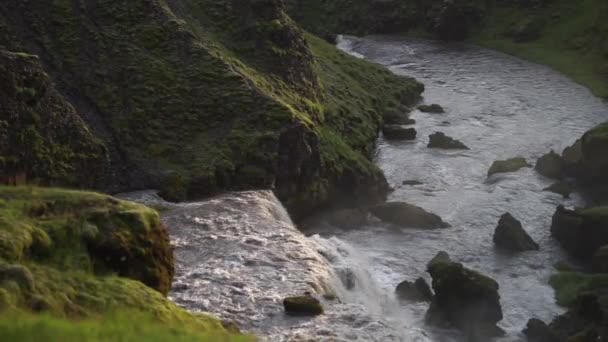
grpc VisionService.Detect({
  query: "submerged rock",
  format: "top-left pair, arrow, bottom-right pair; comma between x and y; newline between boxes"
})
543,181 -> 573,198
427,132 -> 469,150
402,180 -> 424,186
370,202 -> 449,229
283,296 -> 324,316
382,125 -> 417,140
418,104 -> 445,113
396,277 -> 433,302
426,252 -> 504,339
487,157 -> 530,177
326,208 -> 369,229
493,213 -> 539,252
551,205 -> 608,261
535,150 -> 564,179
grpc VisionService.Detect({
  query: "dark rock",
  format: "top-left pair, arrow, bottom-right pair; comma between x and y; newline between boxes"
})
551,205 -> 608,261
338,268 -> 356,290
524,318 -> 560,342
428,251 -> 451,268
402,180 -> 423,186
543,181 -> 572,198
382,125 -> 417,140
396,277 -> 433,302
493,213 -> 539,252
326,208 -> 369,229
283,295 -> 324,316
427,132 -> 469,150
385,111 -> 416,125
487,157 -> 530,177
418,104 -> 445,113
592,245 -> 608,273
370,202 -> 449,229
426,252 -> 504,339
535,150 -> 564,179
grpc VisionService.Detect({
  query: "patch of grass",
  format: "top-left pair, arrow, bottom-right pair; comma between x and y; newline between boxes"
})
549,272 -> 608,307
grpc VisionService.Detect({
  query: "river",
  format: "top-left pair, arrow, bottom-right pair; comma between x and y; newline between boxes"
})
120,35 -> 608,341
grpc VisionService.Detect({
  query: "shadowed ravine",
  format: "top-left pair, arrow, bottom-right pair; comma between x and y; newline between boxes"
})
122,36 -> 608,341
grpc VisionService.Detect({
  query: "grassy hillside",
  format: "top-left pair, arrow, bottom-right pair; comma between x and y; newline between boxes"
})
0,186 -> 247,340
0,0 -> 422,218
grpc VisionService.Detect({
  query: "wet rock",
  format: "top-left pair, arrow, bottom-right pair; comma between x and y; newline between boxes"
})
427,251 -> 451,268
370,202 -> 449,229
283,295 -> 324,316
326,208 -> 369,229
385,111 -> 416,125
427,132 -> 469,150
396,277 -> 433,302
487,157 -> 530,177
551,205 -> 608,261
418,104 -> 445,113
426,252 -> 504,339
543,181 -> 572,198
402,180 -> 423,186
592,245 -> 608,273
338,268 -> 356,290
523,318 -> 560,342
493,213 -> 539,252
535,150 -> 564,179
382,125 -> 417,140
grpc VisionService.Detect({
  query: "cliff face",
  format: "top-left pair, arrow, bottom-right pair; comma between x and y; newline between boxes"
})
0,0 -> 422,218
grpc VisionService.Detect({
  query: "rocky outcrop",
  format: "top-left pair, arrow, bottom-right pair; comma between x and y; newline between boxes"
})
427,132 -> 469,150
396,277 -> 433,302
418,104 -> 445,113
0,0 -> 423,219
487,157 -> 530,177
283,295 -> 324,316
382,125 -> 417,140
426,252 -> 504,339
370,202 -> 449,229
535,150 -> 564,179
551,205 -> 608,261
543,181 -> 572,198
493,213 -> 539,252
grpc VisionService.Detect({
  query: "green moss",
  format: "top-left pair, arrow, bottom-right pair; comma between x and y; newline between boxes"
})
549,272 -> 608,307
0,186 -> 246,339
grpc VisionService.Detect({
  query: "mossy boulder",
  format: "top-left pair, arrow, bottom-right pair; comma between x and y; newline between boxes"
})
427,132 -> 469,150
535,150 -> 564,179
551,205 -> 608,261
370,202 -> 449,229
395,277 -> 433,302
325,207 -> 369,229
487,157 -> 530,177
523,318 -> 560,342
418,104 -> 445,113
283,295 -> 323,316
0,186 -> 242,339
426,252 -> 504,339
592,246 -> 608,273
543,181 -> 573,198
382,125 -> 417,141
493,213 -> 539,252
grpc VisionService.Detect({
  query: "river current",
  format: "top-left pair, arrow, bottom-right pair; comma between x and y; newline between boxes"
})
121,36 -> 608,341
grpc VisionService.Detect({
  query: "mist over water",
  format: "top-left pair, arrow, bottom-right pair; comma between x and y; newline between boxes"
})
122,36 -> 608,341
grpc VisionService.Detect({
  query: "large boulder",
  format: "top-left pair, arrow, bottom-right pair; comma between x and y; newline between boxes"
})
535,150 -> 564,179
382,125 -> 417,140
523,318 -> 560,342
370,202 -> 449,229
426,252 -> 504,339
283,295 -> 323,316
428,132 -> 469,150
551,205 -> 608,261
487,157 -> 530,177
395,277 -> 433,302
493,213 -> 539,252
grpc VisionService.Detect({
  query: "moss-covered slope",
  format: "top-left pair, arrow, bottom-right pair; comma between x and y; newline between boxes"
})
0,0 -> 422,218
0,186 -> 246,340
0,50 -> 108,189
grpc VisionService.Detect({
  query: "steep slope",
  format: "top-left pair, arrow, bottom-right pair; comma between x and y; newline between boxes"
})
0,0 -> 422,218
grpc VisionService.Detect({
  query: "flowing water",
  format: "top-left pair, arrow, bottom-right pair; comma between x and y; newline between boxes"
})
121,36 -> 608,341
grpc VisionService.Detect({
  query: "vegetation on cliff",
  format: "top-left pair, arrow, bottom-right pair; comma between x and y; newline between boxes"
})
0,186 -> 246,340
0,0 -> 422,218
